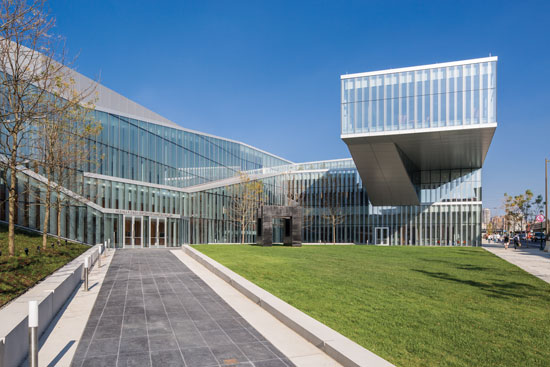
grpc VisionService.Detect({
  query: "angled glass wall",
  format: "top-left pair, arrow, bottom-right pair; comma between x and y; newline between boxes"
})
89,111 -> 291,188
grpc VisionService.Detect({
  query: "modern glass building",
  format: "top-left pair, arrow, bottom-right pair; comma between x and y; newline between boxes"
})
1,56 -> 496,247
340,57 -> 497,245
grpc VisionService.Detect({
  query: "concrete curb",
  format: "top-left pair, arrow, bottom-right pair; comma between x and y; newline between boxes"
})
183,245 -> 394,367
0,243 -> 103,367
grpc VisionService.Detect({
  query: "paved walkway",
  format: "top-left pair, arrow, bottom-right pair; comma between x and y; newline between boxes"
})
71,250 -> 295,367
20,250 -> 115,367
482,241 -> 550,284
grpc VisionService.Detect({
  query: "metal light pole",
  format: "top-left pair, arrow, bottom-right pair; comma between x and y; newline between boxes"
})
28,301 -> 39,367
545,159 -> 549,251
84,256 -> 90,291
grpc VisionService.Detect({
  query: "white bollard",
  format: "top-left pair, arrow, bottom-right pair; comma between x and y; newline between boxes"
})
84,257 -> 90,291
28,300 -> 39,367
98,246 -> 102,268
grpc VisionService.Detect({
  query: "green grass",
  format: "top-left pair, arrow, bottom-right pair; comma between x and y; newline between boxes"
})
0,224 -> 89,308
193,245 -> 550,367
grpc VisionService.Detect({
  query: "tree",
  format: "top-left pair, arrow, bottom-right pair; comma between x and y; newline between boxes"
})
0,0 -> 72,256
503,190 -> 538,233
227,172 -> 264,244
29,75 -> 99,249
517,190 -> 533,232
321,173 -> 346,244
487,221 -> 493,235
52,109 -> 100,246
504,193 -> 522,232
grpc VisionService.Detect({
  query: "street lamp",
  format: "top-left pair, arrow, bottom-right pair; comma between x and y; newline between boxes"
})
545,159 -> 549,251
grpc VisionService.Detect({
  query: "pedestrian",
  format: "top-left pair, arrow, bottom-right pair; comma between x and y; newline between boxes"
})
513,234 -> 520,250
504,234 -> 509,250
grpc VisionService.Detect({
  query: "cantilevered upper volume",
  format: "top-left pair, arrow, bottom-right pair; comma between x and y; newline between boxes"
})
340,57 -> 497,206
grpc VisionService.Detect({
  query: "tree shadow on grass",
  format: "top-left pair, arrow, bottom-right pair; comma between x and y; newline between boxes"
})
412,269 -> 544,300
420,258 -> 493,272
249,243 -> 293,247
0,222 -> 41,237
456,264 -> 493,271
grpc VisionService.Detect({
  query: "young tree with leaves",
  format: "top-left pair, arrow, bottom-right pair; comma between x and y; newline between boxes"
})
30,74 -> 99,249
0,0 -> 78,256
503,190 -> 539,234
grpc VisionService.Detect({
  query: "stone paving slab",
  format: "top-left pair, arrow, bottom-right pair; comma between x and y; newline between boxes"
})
19,249 -> 115,367
71,249 -> 294,367
483,241 -> 550,284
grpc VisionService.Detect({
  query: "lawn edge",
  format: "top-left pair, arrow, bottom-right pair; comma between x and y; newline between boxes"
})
0,242 -> 91,309
183,245 -> 395,367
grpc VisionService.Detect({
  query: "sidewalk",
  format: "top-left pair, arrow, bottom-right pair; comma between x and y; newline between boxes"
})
482,241 -> 550,284
20,249 -> 115,367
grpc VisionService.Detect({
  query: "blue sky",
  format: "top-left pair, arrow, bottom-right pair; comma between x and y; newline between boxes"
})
49,0 -> 550,215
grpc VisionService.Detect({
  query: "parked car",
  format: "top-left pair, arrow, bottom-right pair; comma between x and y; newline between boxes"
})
532,232 -> 546,241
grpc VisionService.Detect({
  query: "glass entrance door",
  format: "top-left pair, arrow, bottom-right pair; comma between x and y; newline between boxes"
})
375,227 -> 389,245
134,217 -> 142,246
124,216 -> 143,247
149,217 -> 167,247
125,217 -> 132,246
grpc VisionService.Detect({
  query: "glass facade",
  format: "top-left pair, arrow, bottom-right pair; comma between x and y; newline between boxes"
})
0,57 -> 494,247
91,111 -> 291,187
341,58 -> 497,135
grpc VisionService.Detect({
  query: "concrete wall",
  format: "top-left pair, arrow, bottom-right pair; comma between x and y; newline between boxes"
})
0,244 -> 101,367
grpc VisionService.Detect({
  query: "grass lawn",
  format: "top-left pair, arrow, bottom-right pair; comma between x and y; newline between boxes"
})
193,245 -> 550,367
0,224 -> 89,308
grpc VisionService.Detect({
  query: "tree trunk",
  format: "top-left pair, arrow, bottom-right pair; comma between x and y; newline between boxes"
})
332,218 -> 336,244
8,163 -> 17,257
42,187 -> 51,250
241,220 -> 245,244
42,167 -> 52,250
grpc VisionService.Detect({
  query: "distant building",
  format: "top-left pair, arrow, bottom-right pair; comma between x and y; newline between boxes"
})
482,208 -> 491,230
490,216 -> 505,233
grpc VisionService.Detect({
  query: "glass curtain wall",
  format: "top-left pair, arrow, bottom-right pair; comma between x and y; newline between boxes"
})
2,151 -> 482,246
178,160 -> 481,246
90,111 -> 291,188
342,59 -> 497,135
0,170 -> 105,245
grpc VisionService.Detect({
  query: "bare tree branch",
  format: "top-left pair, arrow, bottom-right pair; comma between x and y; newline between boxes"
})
225,172 -> 264,244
